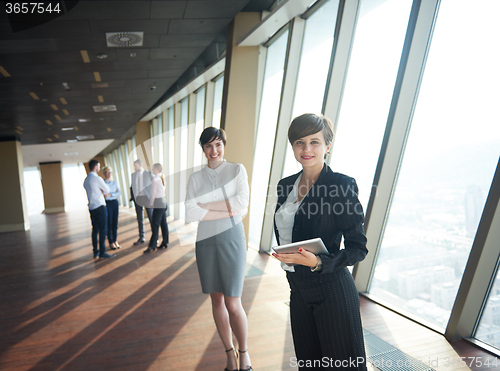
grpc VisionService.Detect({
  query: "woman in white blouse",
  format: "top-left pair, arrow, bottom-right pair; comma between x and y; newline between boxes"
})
102,166 -> 121,250
144,163 -> 168,253
185,127 -> 252,371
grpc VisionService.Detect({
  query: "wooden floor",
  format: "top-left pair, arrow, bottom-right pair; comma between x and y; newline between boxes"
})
0,207 -> 497,370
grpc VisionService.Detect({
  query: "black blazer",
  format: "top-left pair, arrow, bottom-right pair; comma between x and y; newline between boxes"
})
274,163 -> 368,276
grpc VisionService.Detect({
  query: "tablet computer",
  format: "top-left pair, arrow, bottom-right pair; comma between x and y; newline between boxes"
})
272,238 -> 328,256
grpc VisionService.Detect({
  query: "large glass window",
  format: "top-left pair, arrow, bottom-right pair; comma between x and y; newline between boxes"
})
158,113 -> 163,167
369,0 -> 500,330
282,0 -> 340,177
117,145 -> 128,207
476,267 -> 500,349
194,86 -> 206,168
62,163 -> 88,210
248,29 -> 289,249
150,122 -> 155,163
131,135 -> 137,161
179,98 -> 189,220
167,107 -> 175,217
212,75 -> 224,129
23,166 -> 44,215
329,0 -> 412,208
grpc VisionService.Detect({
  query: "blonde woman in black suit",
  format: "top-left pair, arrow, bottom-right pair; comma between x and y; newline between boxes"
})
272,113 -> 368,370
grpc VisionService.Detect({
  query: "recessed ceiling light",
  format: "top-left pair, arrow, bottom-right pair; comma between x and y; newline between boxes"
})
62,82 -> 71,91
59,97 -> 68,105
130,53 -> 137,57
50,104 -> 59,111
29,92 -> 39,100
80,50 -> 90,63
45,120 -> 53,125
93,105 -> 116,112
91,82 -> 109,88
62,109 -> 69,115
61,127 -> 74,131
54,115 -> 61,120
78,119 -> 89,122
96,53 -> 108,59
67,139 -> 78,143
0,66 -> 11,77
76,135 -> 95,140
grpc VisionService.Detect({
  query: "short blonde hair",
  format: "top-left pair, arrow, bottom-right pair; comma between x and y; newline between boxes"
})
102,166 -> 112,174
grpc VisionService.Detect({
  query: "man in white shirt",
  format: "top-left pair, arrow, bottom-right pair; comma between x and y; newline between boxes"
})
83,159 -> 116,259
130,159 -> 153,244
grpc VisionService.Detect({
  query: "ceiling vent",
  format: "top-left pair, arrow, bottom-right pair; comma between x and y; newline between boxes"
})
76,135 -> 95,141
93,105 -> 116,112
106,32 -> 144,47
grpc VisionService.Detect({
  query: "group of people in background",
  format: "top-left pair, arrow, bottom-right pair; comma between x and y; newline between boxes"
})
83,158 -> 169,259
130,159 -> 169,253
83,113 -> 369,371
83,159 -> 118,259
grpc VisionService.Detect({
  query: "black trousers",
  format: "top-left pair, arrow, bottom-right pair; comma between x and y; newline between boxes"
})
287,267 -> 367,371
89,205 -> 107,256
134,196 -> 152,239
106,199 -> 119,244
149,198 -> 169,248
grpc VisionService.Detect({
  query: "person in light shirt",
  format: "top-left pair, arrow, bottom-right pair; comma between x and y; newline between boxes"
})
185,127 -> 252,371
103,166 -> 121,250
143,163 -> 169,253
130,159 -> 153,245
83,159 -> 116,260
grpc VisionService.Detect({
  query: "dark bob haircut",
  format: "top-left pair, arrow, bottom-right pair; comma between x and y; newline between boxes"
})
199,127 -> 227,147
288,113 -> 334,145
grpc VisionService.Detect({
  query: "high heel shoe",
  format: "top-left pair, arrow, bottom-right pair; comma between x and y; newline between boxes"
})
224,347 -> 238,371
143,247 -> 156,253
238,349 -> 252,371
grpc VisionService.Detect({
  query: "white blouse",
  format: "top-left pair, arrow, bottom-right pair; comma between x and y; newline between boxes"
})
149,173 -> 166,207
274,174 -> 304,272
185,161 -> 249,241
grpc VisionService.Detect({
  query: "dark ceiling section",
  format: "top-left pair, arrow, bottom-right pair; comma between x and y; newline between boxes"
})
0,0 -> 276,145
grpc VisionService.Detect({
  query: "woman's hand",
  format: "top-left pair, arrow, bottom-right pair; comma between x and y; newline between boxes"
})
197,200 -> 231,211
201,210 -> 239,221
272,248 -> 319,268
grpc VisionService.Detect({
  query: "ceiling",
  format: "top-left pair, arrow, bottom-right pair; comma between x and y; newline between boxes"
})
22,139 -> 114,167
0,0 -> 274,162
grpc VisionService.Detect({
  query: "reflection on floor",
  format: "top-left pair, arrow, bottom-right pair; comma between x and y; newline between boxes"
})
0,207 -> 496,370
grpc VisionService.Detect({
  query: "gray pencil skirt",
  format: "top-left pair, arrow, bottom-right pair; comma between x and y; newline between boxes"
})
195,221 -> 247,297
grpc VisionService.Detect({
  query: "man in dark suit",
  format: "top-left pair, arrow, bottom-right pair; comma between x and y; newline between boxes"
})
130,159 -> 153,244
